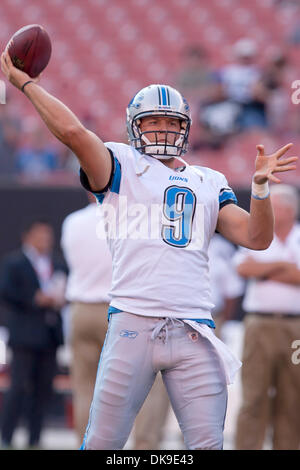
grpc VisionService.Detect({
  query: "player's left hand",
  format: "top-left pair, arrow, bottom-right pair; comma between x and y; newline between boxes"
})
253,143 -> 298,184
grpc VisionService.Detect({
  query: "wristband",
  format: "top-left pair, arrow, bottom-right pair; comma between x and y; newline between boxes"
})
21,80 -> 34,93
251,180 -> 270,200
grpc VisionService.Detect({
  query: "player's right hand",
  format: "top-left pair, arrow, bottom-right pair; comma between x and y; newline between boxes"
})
0,49 -> 41,90
253,143 -> 297,184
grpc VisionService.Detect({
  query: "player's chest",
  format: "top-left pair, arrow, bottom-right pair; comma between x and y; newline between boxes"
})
122,164 -> 216,209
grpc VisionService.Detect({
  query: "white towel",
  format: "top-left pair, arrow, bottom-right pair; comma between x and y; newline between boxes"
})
183,320 -> 242,385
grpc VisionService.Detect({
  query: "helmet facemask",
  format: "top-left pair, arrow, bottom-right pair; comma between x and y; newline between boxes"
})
131,113 -> 190,160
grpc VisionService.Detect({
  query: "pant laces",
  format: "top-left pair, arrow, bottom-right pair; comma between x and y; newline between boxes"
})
151,317 -> 184,344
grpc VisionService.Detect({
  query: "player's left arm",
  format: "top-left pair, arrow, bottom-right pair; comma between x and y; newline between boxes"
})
216,144 -> 298,250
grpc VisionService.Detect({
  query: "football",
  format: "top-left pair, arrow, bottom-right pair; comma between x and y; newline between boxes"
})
6,24 -> 51,78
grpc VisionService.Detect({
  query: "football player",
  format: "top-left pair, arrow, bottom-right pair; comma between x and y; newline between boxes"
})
1,51 -> 297,450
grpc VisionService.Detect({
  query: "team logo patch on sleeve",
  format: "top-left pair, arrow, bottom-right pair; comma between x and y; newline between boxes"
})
120,330 -> 139,339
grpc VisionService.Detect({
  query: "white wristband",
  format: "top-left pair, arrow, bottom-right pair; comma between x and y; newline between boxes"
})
251,180 -> 270,200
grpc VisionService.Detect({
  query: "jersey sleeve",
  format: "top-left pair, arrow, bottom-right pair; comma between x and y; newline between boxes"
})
79,145 -> 122,204
218,175 -> 238,210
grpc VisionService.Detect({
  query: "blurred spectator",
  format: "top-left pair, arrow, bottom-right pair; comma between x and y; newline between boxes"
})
279,0 -> 300,46
289,21 -> 300,45
0,219 -> 66,449
61,195 -> 112,445
208,234 -> 245,338
0,103 -> 21,176
234,184 -> 300,450
59,146 -> 80,175
274,0 -> 299,6
197,99 -> 241,149
15,126 -> 60,180
175,45 -> 217,103
181,39 -> 268,150
216,38 -> 267,132
173,45 -> 226,150
254,49 -> 290,135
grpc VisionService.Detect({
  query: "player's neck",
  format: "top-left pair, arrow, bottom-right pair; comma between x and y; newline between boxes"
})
159,157 -> 186,171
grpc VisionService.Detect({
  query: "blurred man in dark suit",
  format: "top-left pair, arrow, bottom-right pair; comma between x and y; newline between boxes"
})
0,219 -> 66,449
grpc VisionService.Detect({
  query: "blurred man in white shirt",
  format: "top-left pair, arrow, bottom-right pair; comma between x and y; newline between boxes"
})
234,184 -> 300,450
208,234 -> 245,337
61,195 -> 112,443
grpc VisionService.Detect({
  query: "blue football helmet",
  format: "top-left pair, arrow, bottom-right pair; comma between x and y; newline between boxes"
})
126,84 -> 191,160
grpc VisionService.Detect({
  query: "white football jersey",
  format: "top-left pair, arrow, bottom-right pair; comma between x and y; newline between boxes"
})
80,142 -> 237,320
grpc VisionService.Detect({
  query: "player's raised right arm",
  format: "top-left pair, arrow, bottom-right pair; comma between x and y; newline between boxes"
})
0,50 -> 111,191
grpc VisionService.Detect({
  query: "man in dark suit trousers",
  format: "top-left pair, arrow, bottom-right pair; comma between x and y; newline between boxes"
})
0,219 -> 66,449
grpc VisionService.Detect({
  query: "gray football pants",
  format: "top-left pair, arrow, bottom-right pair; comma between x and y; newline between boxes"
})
81,312 -> 227,450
